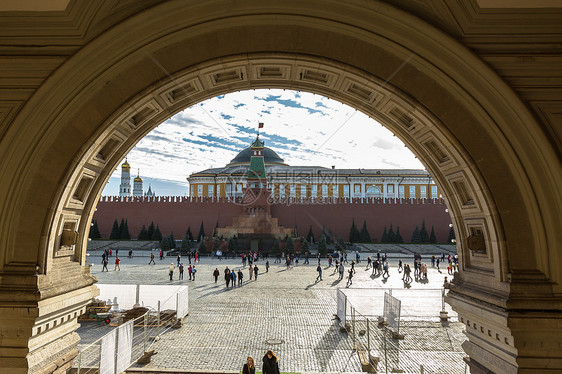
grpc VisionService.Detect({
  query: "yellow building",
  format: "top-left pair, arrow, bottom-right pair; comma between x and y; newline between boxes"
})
188,139 -> 439,200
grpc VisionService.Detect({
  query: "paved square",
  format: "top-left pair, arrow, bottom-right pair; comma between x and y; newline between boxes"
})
80,251 -> 467,373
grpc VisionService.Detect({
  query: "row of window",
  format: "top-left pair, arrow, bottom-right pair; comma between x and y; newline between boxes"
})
190,183 -> 438,198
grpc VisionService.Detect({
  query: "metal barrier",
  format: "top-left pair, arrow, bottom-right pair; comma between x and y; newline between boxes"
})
74,285 -> 188,373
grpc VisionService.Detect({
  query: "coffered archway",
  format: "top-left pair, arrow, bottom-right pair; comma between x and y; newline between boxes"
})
0,1 -> 560,373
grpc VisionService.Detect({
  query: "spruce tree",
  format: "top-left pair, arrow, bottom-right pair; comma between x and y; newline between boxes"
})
395,226 -> 404,243
349,218 -> 360,243
109,219 -> 120,240
447,226 -> 456,244
388,224 -> 396,243
160,235 -> 172,251
285,236 -> 294,253
411,225 -> 421,243
420,219 -> 429,243
169,231 -> 176,249
186,226 -> 193,241
359,220 -> 371,243
271,240 -> 281,254
118,218 -> 125,239
198,240 -> 207,253
147,221 -> 155,240
429,226 -> 437,243
228,238 -> 236,252
336,237 -> 347,252
152,225 -> 162,241
318,234 -> 328,255
181,233 -> 192,253
328,228 -> 334,244
307,225 -> 315,243
197,221 -> 205,242
381,226 -> 388,243
138,225 -> 148,240
120,219 -> 131,240
301,239 -> 309,254
89,219 -> 102,239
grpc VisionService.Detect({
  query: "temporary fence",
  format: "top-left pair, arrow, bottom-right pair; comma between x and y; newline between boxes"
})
74,284 -> 188,373
337,288 -> 468,374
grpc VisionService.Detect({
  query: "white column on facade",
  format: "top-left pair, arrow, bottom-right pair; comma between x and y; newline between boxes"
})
361,182 -> 365,198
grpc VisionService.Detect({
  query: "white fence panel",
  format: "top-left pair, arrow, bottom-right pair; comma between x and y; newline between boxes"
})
99,329 -> 116,374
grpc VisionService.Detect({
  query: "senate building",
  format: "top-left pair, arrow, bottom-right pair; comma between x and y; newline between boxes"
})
187,137 -> 440,201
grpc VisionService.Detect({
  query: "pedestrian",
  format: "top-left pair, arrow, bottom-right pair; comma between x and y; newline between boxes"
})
159,250 -> 163,260
149,252 -> 155,265
350,260 -> 356,274
177,254 -> 181,266
102,258 -> 108,272
114,257 -> 120,271
168,263 -> 175,281
213,268 -> 219,283
338,263 -> 344,280
231,269 -> 237,286
346,268 -> 353,287
398,258 -> 403,272
316,264 -> 322,281
403,264 -> 412,283
249,264 -> 253,280
304,253 -> 309,264
382,261 -> 389,278
254,265 -> 259,280
243,356 -> 256,374
194,251 -> 199,263
238,269 -> 243,285
192,266 -> 197,281
128,249 -> 133,258
225,268 -> 231,287
188,264 -> 193,280
262,350 -> 280,374
179,263 -> 184,279
366,256 -> 372,269
266,260 -> 270,272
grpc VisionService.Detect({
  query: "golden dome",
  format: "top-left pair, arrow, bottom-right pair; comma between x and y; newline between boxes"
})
122,160 -> 131,169
134,175 -> 143,182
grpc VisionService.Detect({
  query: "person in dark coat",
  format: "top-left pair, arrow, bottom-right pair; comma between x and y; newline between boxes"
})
262,350 -> 280,374
242,356 -> 255,374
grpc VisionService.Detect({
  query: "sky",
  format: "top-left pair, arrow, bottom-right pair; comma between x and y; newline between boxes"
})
102,89 -> 424,196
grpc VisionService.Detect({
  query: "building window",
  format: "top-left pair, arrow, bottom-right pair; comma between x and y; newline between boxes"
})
301,185 -> 307,197
197,185 -> 203,197
280,184 -> 285,197
387,184 -> 394,194
354,184 -> 361,196
399,185 -> 405,198
332,185 -> 338,197
290,185 -> 296,197
226,184 -> 232,195
431,185 -> 438,197
420,185 -> 426,198
343,185 -> 350,197
208,185 -> 214,196
321,184 -> 328,196
311,185 -> 317,197
237,184 -> 242,194
217,185 -> 221,196
409,185 -> 416,198
190,185 -> 194,196
366,185 -> 382,196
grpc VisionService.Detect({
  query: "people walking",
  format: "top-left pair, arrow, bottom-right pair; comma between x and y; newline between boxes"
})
114,257 -> 120,271
179,263 -> 184,280
316,264 -> 322,281
253,265 -> 259,280
188,264 -> 193,280
346,268 -> 353,287
243,356 -> 256,374
149,252 -> 155,265
238,269 -> 243,285
102,258 -> 108,272
249,264 -> 253,280
231,269 -> 237,286
266,260 -> 270,272
213,268 -> 219,283
168,263 -> 175,281
338,263 -> 345,280
262,350 -> 280,374
191,266 -> 197,281
398,258 -> 403,272
225,268 -> 231,287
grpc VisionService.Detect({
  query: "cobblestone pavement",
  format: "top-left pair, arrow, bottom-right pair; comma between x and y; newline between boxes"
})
79,253 -> 467,373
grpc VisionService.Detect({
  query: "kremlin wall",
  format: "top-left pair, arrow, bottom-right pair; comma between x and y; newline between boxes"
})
94,136 -> 452,243
93,195 -> 451,243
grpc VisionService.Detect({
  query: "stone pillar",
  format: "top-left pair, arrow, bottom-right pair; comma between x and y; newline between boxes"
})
0,261 -> 98,373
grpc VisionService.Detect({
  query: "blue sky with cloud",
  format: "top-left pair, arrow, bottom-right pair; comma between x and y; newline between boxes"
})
103,89 -> 424,196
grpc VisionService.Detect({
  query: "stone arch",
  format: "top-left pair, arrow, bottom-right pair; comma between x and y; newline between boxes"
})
0,1 -> 560,372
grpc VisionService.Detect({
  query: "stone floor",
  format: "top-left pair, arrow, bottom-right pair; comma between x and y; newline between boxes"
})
78,252 -> 468,373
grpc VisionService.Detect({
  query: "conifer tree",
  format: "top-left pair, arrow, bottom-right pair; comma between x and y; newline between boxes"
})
328,228 -> 334,244
336,237 -> 347,252
160,235 -> 172,251
395,226 -> 404,243
301,238 -> 309,254
381,226 -> 388,243
359,220 -> 371,243
147,221 -> 155,240
169,231 -> 176,249
411,225 -> 421,243
387,224 -> 396,243
137,225 -> 147,240
181,232 -> 192,253
429,226 -> 437,243
109,219 -> 120,240
89,219 -> 102,239
120,219 -> 131,240
420,219 -> 429,243
307,225 -> 315,243
228,238 -> 236,252
152,225 -> 162,241
186,226 -> 193,241
197,221 -> 205,242
118,218 -> 125,239
318,234 -> 328,255
198,240 -> 207,253
349,218 -> 360,243
271,240 -> 281,254
285,236 -> 294,253
447,226 -> 456,244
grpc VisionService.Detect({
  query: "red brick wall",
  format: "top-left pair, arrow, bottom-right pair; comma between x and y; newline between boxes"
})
93,196 -> 451,242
